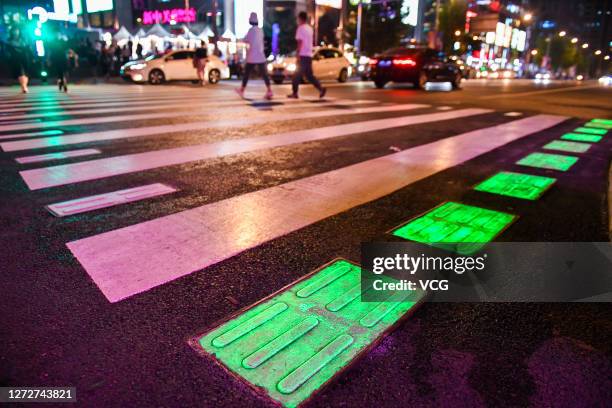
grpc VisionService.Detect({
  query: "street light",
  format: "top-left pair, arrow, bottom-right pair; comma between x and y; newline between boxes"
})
582,43 -> 589,49
605,55 -> 610,61
454,30 -> 461,37
559,31 -> 566,37
571,37 -> 578,44
594,50 -> 602,55
531,49 -> 538,56
523,13 -> 532,22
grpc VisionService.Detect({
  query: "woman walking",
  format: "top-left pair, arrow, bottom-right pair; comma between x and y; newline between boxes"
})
193,41 -> 208,86
235,12 -> 272,100
5,27 -> 30,93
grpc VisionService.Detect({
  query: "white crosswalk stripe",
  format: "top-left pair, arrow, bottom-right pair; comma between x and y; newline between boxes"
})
0,86 -> 570,305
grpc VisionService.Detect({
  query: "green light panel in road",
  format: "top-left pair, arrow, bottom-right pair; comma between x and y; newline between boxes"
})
543,140 -> 592,153
561,133 -> 602,143
474,171 -> 556,200
391,202 -> 516,255
516,152 -> 578,171
574,127 -> 607,135
585,119 -> 612,129
195,259 -> 424,408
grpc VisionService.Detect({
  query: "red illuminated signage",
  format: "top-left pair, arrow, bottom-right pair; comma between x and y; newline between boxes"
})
142,8 -> 196,25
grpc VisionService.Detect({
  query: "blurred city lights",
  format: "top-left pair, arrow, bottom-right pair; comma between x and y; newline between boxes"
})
523,13 -> 532,22
594,50 -> 602,55
558,31 -> 566,37
582,43 -> 589,48
571,37 -> 578,44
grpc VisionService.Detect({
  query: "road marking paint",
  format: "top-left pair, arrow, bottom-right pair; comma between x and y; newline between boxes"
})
561,133 -> 602,143
65,114 -> 566,302
1,100 -> 390,151
474,171 -> 556,200
436,106 -> 453,111
46,183 -> 177,217
543,140 -> 592,153
0,130 -> 64,141
15,148 -> 101,164
479,84 -> 600,99
0,99 -> 375,133
573,126 -> 607,135
193,259 -> 424,408
390,202 -> 516,255
0,98 -> 373,122
20,107 -> 483,189
516,152 -> 578,171
504,112 -> 523,117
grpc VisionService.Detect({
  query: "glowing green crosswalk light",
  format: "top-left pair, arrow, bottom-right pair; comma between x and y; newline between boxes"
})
561,133 -> 602,143
543,140 -> 592,153
574,127 -> 607,135
195,259 -> 424,408
391,202 -> 516,255
584,122 -> 612,130
474,171 -> 556,200
591,119 -> 612,125
516,152 -> 578,171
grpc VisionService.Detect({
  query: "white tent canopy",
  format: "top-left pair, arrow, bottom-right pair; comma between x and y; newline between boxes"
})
134,28 -> 146,38
198,26 -> 215,40
181,25 -> 198,40
113,26 -> 132,41
220,29 -> 236,41
146,23 -> 171,38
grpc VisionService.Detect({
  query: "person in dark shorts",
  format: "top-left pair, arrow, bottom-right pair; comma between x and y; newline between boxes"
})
287,11 -> 326,99
193,41 -> 208,86
235,12 -> 273,100
5,27 -> 30,93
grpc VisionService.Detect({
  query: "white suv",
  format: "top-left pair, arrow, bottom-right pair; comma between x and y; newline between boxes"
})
121,50 -> 230,85
268,47 -> 352,84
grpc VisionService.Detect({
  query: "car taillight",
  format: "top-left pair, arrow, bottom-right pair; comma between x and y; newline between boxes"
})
369,58 -> 378,65
392,58 -> 416,66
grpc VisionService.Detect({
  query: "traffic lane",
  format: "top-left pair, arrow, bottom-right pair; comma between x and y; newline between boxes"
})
322,80 -> 612,118
2,118 -> 610,406
9,111 -> 511,238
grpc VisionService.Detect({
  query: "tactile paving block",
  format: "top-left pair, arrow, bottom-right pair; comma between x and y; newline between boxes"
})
585,119 -> 612,129
474,171 -> 556,200
516,152 -> 578,171
194,259 -> 425,408
390,202 -> 516,255
574,126 -> 607,135
561,133 -> 602,143
543,140 -> 592,153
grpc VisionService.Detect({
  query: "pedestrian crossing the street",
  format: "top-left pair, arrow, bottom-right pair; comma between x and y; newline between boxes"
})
1,84 -> 609,407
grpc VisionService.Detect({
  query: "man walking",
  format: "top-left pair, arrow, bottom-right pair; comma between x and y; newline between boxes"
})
287,11 -> 326,99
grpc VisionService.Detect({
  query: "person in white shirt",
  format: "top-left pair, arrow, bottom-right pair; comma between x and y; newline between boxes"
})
288,11 -> 326,99
235,12 -> 273,100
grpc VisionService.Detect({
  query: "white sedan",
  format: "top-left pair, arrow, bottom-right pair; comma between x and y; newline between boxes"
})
268,47 -> 352,84
120,50 -> 230,85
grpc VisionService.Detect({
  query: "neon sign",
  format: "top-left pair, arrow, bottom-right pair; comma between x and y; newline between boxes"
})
142,8 -> 196,25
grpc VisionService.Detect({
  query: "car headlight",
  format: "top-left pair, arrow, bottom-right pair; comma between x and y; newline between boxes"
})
129,63 -> 147,71
287,63 -> 296,72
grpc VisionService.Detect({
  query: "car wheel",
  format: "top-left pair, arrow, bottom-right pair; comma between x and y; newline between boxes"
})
148,69 -> 165,85
415,71 -> 428,89
374,80 -> 387,89
208,69 -> 221,84
338,68 -> 348,83
273,78 -> 284,85
451,73 -> 462,89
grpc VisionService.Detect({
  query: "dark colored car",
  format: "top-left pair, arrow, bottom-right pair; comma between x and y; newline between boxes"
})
369,47 -> 462,89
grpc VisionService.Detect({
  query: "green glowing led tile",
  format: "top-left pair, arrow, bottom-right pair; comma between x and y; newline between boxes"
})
194,259 -> 424,408
574,126 -> 607,135
585,119 -> 612,129
561,133 -> 602,143
543,140 -> 592,153
391,202 -> 516,255
474,171 -> 556,200
516,152 -> 578,171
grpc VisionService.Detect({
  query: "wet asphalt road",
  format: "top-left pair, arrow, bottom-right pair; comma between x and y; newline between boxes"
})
0,78 -> 611,408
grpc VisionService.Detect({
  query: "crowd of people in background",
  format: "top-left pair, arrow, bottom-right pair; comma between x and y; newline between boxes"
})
1,11 -> 326,99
